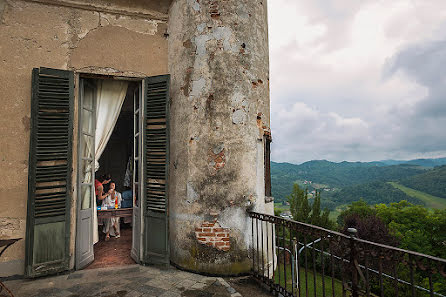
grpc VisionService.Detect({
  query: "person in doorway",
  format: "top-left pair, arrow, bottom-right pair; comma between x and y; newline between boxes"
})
102,181 -> 122,240
95,174 -> 112,203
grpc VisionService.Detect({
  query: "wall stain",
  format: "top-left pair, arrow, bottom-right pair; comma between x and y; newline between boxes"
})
0,0 -> 7,24
21,116 -> 30,131
182,67 -> 193,97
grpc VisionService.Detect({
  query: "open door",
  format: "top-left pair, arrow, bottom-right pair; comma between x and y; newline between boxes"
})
25,67 -> 74,277
131,84 -> 142,262
75,80 -> 96,269
142,75 -> 170,265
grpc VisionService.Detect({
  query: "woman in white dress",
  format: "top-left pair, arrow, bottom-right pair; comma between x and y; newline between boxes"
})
102,182 -> 122,240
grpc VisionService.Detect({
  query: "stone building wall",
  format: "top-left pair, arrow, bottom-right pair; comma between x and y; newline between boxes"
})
0,0 -> 271,278
168,0 -> 272,275
0,0 -> 169,276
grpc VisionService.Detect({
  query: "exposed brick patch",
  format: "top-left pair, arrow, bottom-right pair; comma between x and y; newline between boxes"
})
195,221 -> 230,251
209,1 -> 220,19
208,144 -> 226,171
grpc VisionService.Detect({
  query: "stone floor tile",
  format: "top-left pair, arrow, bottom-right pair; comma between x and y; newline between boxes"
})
172,271 -> 193,279
177,278 -> 197,289
184,273 -> 205,281
191,282 -> 209,290
145,278 -> 176,290
156,275 -> 181,286
124,276 -> 153,283
67,273 -> 84,280
140,268 -> 162,277
67,280 -> 112,296
159,290 -> 182,297
201,277 -> 218,284
32,287 -> 70,297
119,266 -> 141,274
122,290 -> 144,297
125,283 -> 166,296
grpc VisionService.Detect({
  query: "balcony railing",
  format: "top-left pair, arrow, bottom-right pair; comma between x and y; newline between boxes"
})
249,211 -> 446,297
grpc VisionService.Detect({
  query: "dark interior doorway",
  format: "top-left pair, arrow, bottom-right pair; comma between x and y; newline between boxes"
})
87,81 -> 138,269
97,84 -> 135,191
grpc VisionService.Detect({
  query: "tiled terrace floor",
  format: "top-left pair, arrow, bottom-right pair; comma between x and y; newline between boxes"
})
1,264 -> 264,297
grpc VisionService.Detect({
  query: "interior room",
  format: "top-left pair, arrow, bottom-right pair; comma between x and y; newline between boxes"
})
83,79 -> 139,269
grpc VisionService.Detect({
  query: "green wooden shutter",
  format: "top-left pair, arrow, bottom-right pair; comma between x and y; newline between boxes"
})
25,67 -> 74,277
143,75 -> 170,264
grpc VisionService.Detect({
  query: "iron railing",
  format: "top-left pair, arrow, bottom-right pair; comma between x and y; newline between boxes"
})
249,212 -> 446,297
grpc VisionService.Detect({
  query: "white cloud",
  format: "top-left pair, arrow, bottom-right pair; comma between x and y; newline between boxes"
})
268,0 -> 446,163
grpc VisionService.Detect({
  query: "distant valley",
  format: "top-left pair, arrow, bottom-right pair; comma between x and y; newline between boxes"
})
271,158 -> 446,212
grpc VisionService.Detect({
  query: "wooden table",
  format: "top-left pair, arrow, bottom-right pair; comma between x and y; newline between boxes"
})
97,208 -> 133,224
97,208 -> 133,218
0,238 -> 21,297
0,238 -> 20,258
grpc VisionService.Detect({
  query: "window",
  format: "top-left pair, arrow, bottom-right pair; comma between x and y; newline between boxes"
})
264,134 -> 272,198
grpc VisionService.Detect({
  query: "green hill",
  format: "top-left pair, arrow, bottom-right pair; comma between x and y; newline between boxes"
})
326,181 -> 422,207
399,165 -> 446,199
380,157 -> 446,168
271,159 -> 446,213
271,160 -> 425,204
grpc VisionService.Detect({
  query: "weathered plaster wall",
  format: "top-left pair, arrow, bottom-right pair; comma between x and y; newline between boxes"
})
168,0 -> 271,275
0,0 -> 168,277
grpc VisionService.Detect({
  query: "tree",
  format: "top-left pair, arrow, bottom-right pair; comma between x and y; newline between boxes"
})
288,184 -> 310,222
342,213 -> 399,246
337,199 -> 376,225
375,201 -> 446,259
339,200 -> 399,246
288,184 -> 333,229
310,190 -> 321,224
339,200 -> 446,259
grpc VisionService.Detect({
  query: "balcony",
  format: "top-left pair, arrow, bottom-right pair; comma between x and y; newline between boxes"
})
249,211 -> 446,297
2,212 -> 445,297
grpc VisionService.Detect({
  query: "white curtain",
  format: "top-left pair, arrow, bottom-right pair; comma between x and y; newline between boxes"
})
93,80 -> 128,244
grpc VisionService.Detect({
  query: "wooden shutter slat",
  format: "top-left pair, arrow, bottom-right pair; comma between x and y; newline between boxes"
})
35,192 -> 67,199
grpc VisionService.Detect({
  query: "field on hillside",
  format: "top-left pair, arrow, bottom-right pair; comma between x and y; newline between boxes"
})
388,182 -> 446,209
328,205 -> 348,221
274,203 -> 290,213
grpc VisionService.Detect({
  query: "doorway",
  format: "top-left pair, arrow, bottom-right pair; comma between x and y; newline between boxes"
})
75,77 -> 142,270
24,67 -> 170,278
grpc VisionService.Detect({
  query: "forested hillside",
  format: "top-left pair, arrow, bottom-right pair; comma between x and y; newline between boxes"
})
271,160 -> 426,204
326,181 -> 421,207
400,166 -> 446,198
271,159 -> 446,211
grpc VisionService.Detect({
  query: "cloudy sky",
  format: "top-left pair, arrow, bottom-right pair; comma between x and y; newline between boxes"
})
268,0 -> 446,164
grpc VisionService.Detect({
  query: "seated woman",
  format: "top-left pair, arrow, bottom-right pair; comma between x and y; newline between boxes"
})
101,181 -> 122,240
